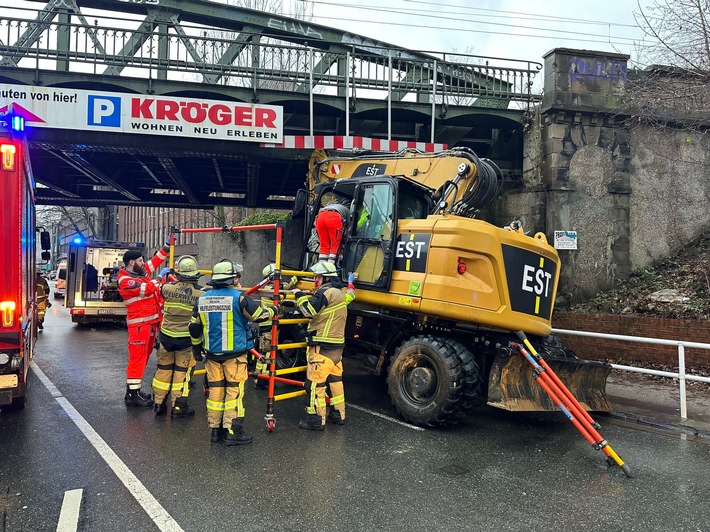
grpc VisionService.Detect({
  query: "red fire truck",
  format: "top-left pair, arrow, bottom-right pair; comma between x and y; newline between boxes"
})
0,110 -> 50,409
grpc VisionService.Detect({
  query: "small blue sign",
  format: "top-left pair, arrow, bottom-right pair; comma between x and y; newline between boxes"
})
87,95 -> 121,127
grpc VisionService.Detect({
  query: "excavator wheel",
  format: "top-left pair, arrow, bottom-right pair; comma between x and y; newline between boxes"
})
387,335 -> 464,427
444,339 -> 485,421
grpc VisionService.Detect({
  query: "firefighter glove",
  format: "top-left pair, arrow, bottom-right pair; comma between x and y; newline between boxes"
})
192,345 -> 204,362
347,272 -> 355,284
294,291 -> 309,300
272,302 -> 285,317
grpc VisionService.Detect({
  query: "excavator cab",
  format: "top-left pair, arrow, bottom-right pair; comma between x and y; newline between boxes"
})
304,176 -> 434,289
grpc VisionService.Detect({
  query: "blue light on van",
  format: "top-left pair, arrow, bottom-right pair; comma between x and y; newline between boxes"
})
72,237 -> 83,245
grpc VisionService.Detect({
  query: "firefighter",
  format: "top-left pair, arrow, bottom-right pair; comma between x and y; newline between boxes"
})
294,260 -> 355,430
36,272 -> 51,330
118,241 -> 170,408
152,255 -> 204,418
189,260 -> 276,445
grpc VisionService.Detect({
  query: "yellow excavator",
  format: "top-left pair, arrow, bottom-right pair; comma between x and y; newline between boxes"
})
288,146 -> 610,427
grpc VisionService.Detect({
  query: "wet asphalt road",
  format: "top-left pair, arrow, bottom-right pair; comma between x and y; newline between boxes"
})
1,299 -> 710,532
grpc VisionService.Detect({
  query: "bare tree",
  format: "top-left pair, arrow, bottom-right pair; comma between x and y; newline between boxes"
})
37,206 -> 114,240
628,1 -> 710,129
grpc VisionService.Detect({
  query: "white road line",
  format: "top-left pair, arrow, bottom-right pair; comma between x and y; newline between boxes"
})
56,489 -> 82,532
31,363 -> 184,532
347,403 -> 426,431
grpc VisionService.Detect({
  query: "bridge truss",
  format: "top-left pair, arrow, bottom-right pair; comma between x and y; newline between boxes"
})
0,0 -> 542,208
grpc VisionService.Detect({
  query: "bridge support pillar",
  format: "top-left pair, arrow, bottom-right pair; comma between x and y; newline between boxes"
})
517,48 -> 632,304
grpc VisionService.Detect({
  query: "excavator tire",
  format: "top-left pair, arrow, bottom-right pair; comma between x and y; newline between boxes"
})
387,335 -> 464,427
444,339 -> 485,421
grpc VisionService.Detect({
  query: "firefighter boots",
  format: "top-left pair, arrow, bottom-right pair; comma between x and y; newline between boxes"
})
154,400 -> 167,416
326,409 -> 345,425
210,428 -> 226,442
124,387 -> 153,408
171,398 -> 195,419
298,414 -> 325,431
224,418 -> 253,446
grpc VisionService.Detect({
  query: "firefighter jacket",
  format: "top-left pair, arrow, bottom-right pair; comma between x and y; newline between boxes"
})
189,286 -> 275,362
296,278 -> 355,347
36,276 -> 50,305
159,280 -> 204,350
118,246 -> 169,326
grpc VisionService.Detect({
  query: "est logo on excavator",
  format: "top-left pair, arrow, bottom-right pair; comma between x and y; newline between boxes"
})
501,244 -> 557,319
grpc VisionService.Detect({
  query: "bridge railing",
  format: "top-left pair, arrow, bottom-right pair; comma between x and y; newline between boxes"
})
0,13 -> 541,109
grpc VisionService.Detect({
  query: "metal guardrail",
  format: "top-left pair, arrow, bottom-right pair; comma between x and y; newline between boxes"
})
0,13 -> 541,107
552,328 -> 710,420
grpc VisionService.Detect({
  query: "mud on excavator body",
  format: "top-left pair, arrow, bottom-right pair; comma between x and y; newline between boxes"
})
294,147 -> 611,425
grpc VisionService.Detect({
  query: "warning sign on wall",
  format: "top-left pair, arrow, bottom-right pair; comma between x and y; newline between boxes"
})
554,231 -> 578,250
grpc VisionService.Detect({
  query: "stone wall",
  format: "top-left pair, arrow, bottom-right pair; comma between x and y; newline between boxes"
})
553,311 -> 710,370
500,47 -> 710,302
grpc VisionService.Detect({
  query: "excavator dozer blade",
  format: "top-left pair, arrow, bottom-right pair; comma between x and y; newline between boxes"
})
486,351 -> 612,412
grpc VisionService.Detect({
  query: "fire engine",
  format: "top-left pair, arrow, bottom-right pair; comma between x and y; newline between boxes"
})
0,110 -> 50,409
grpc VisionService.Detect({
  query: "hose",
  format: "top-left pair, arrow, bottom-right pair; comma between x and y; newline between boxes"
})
452,155 -> 502,217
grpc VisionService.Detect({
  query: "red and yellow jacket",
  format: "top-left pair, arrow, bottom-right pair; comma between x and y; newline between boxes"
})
118,246 -> 169,326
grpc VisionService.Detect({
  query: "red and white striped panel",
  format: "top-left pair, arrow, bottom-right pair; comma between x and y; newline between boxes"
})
261,135 -> 447,152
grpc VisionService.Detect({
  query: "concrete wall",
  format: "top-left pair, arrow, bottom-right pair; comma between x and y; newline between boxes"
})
172,220 -> 303,287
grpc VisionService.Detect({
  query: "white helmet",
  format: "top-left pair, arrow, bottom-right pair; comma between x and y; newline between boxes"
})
310,260 -> 338,277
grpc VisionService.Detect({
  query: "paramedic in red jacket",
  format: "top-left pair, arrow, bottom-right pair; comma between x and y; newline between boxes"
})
118,242 -> 170,407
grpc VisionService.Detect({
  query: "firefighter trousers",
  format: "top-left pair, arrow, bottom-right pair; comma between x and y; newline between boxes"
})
151,345 -> 195,407
126,322 -> 158,390
305,346 -> 345,422
205,355 -> 248,429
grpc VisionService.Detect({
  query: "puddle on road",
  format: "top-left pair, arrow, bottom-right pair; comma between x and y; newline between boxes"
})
604,417 -> 710,445
440,464 -> 470,476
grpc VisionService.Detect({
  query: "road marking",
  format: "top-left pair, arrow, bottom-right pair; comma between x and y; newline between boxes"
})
56,489 -> 82,532
347,403 -> 426,431
31,363 -> 185,532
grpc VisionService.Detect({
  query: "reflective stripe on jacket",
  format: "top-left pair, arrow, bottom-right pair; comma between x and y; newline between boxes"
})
160,281 -> 204,343
118,246 -> 169,326
297,283 -> 354,346
190,286 -> 274,360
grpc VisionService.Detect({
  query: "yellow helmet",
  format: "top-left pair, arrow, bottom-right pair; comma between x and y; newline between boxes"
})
310,260 -> 338,277
262,263 -> 277,278
175,255 -> 201,280
210,259 -> 241,284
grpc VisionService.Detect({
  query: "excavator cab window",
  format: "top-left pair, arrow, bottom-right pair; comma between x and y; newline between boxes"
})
343,181 -> 396,287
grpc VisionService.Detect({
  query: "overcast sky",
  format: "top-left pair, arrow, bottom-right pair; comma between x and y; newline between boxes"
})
5,0 -> 650,88
303,0 -> 648,66
6,0 -> 649,63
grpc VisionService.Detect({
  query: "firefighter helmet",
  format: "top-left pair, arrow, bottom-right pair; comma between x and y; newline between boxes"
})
262,263 -> 276,278
175,255 -> 201,280
310,260 -> 338,277
210,259 -> 241,284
